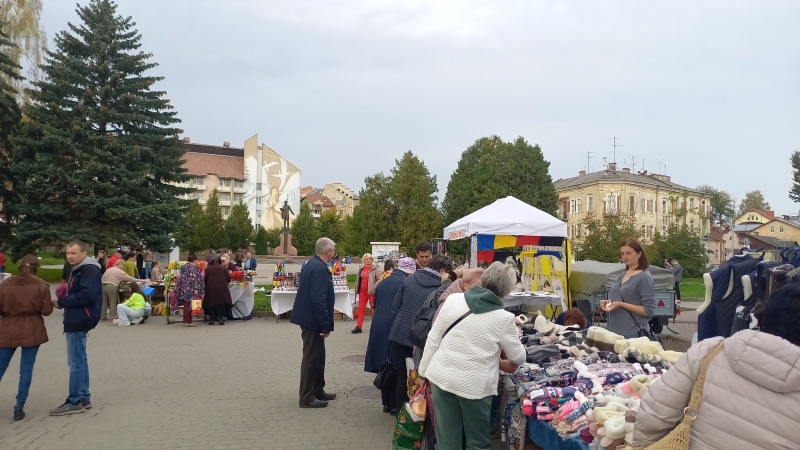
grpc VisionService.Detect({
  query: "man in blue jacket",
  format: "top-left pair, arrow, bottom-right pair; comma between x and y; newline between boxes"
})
50,240 -> 103,416
291,237 -> 337,408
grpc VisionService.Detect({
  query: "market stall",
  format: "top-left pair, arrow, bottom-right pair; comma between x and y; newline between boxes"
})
443,196 -> 572,312
270,290 -> 355,321
229,282 -> 255,319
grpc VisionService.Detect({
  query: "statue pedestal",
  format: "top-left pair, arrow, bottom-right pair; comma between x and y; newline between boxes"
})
273,232 -> 298,257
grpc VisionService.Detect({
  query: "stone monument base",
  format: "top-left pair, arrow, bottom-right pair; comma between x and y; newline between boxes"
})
273,232 -> 298,257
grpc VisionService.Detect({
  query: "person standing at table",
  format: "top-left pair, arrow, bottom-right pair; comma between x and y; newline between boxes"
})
144,249 -> 153,279
150,261 -> 163,283
123,253 -> 137,278
291,237 -> 337,409
176,255 -> 204,328
100,259 -> 139,321
203,256 -> 232,325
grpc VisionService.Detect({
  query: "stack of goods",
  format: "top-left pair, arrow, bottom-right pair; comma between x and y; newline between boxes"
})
273,272 -> 300,292
332,274 -> 349,293
503,317 -> 684,450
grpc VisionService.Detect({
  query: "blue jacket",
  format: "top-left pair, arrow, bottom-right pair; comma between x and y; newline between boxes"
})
290,255 -> 335,333
58,256 -> 103,333
388,269 -> 442,348
364,270 -> 408,373
243,257 -> 257,271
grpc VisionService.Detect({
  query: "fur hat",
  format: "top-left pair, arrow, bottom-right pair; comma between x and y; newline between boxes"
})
397,257 -> 417,274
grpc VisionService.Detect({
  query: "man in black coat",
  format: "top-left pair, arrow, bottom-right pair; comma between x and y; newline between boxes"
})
290,237 -> 337,408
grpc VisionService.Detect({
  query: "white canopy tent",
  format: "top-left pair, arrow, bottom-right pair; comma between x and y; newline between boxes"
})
443,196 -> 567,240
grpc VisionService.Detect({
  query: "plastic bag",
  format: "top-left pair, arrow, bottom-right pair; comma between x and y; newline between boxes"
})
55,281 -> 68,299
392,402 -> 425,449
409,393 -> 427,420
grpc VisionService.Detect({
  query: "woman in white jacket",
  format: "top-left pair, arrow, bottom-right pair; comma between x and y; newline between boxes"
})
419,262 -> 526,450
633,283 -> 800,449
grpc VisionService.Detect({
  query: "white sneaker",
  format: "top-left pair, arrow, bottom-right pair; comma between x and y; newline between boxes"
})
132,317 -> 143,325
117,323 -> 130,327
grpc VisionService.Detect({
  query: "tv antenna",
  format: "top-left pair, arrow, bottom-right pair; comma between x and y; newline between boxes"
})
612,137 -> 623,163
655,159 -> 665,174
586,152 -> 593,173
629,155 -> 637,172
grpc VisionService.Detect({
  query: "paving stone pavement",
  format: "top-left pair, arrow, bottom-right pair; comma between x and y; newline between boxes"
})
0,313 -> 396,449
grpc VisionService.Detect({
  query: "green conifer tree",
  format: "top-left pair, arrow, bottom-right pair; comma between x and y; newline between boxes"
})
204,189 -> 228,250
0,24 -> 23,248
10,0 -> 189,257
225,202 -> 254,251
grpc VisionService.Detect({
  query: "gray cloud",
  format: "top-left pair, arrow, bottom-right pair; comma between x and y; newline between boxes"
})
41,0 -> 800,214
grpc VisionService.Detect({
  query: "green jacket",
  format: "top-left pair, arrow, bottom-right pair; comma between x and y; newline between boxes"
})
123,259 -> 137,277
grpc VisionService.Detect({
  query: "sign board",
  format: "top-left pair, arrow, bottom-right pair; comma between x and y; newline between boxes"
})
370,242 -> 401,261
448,229 -> 467,240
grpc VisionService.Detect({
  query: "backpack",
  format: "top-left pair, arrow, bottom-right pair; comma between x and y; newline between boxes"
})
408,282 -> 451,349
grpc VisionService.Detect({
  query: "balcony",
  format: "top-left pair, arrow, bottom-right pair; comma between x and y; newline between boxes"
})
219,200 -> 230,206
192,184 -> 207,191
233,187 -> 247,194
603,209 -> 622,217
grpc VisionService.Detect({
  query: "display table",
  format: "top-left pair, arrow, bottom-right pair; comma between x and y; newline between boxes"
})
229,283 -> 255,319
503,292 -> 566,313
271,290 -> 355,320
527,418 -> 588,450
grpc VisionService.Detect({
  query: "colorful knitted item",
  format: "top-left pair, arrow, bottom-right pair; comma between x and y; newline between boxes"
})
529,387 -> 564,403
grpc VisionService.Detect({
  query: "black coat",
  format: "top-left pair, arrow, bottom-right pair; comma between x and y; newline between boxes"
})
57,257 -> 102,333
290,255 -> 335,334
364,270 -> 407,373
388,269 -> 443,347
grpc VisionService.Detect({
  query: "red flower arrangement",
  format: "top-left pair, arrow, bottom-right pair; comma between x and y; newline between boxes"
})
230,271 -> 245,281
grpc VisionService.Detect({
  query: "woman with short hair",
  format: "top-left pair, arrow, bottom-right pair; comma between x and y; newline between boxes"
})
0,255 -> 54,421
419,262 -> 526,450
352,253 -> 381,334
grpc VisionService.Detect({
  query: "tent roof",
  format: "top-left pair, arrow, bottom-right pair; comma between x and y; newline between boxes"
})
443,196 -> 567,240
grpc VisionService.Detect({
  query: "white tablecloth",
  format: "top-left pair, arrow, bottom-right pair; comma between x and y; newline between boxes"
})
271,290 -> 355,319
503,293 -> 566,312
229,283 -> 255,319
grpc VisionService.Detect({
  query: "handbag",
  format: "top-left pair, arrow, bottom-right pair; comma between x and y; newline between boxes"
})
374,343 -> 398,390
621,292 -> 663,344
626,341 -> 724,450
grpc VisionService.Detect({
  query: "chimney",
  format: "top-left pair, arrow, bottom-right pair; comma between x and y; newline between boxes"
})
663,175 -> 670,182
223,141 -> 231,147
607,162 -> 617,171
622,168 -> 631,173
579,170 -> 586,177
639,170 -> 648,176
183,137 -> 190,143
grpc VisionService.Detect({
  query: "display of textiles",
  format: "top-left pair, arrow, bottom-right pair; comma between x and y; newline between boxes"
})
697,253 -> 761,340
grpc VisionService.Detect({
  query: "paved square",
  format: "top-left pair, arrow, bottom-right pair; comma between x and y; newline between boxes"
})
0,313 -> 395,449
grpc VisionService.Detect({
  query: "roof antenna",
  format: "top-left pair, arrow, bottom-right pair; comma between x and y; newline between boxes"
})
613,137 -> 623,163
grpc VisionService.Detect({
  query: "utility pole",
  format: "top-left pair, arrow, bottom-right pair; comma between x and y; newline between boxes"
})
629,155 -> 637,172
586,152 -> 593,173
613,137 -> 623,163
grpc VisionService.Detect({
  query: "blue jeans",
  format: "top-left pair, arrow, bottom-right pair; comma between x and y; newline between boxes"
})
0,345 -> 40,410
145,263 -> 152,279
66,331 -> 90,404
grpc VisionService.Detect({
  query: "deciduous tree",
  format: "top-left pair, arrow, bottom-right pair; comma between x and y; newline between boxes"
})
316,209 -> 344,245
696,185 -> 735,224
0,0 -> 45,92
291,201 -> 317,256
225,202 -> 254,251
738,190 -> 771,216
11,0 -> 189,257
204,190 -> 228,250
573,214 -> 640,263
646,226 -> 708,278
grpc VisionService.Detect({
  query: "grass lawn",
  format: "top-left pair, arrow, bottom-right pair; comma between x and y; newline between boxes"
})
680,277 -> 705,299
2,253 -> 67,283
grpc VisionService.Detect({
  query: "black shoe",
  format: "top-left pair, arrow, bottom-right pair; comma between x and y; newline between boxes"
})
139,315 -> 148,324
389,408 -> 398,416
208,319 -> 215,325
299,399 -> 328,409
383,405 -> 390,413
351,327 -> 362,334
317,392 -> 337,401
218,316 -> 224,325
80,399 -> 92,409
13,409 -> 24,421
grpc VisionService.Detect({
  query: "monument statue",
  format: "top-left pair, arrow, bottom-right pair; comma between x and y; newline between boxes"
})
280,200 -> 295,230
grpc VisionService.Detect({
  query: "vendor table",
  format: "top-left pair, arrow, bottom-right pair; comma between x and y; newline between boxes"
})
270,290 -> 355,321
503,292 -> 566,314
229,283 -> 255,319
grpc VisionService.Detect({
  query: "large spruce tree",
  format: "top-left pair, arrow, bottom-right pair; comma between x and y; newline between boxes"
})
11,0 -> 189,256
0,24 -> 23,249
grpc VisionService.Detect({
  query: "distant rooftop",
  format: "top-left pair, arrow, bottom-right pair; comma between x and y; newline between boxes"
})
554,163 -> 702,194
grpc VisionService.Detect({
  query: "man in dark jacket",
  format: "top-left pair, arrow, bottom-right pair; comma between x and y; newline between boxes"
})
243,252 -> 257,271
388,254 -> 453,408
51,240 -> 102,416
291,237 -> 337,408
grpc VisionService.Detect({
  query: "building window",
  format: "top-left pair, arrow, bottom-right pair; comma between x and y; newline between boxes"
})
770,227 -> 775,233
219,194 -> 230,202
576,225 -> 582,238
702,223 -> 706,235
193,177 -> 204,185
570,199 -> 576,213
219,179 -> 231,188
690,198 -> 695,210
234,194 -> 243,203
639,197 -> 644,213
641,224 -> 646,236
221,206 -> 230,216
690,219 -> 695,231
576,199 -> 582,213
234,180 -> 244,189
662,199 -> 668,213
570,225 -> 575,237
256,197 -> 261,204
780,226 -> 784,233
662,224 -> 668,235
587,195 -> 594,212
648,226 -> 654,238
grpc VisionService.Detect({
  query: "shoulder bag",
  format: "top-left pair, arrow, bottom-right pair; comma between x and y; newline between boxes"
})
621,290 -> 663,345
625,341 -> 724,450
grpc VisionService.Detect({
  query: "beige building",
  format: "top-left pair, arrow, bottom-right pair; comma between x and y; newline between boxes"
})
554,163 -> 712,244
303,183 -> 359,217
751,218 -> 800,246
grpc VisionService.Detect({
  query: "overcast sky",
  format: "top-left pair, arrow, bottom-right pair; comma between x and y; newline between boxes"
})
40,1 -> 800,215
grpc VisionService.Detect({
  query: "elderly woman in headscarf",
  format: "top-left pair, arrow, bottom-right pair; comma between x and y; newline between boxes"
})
175,254 -> 204,328
203,256 -> 232,326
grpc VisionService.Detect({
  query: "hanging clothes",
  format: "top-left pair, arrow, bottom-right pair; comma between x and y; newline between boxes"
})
697,254 -> 761,341
730,261 -> 780,335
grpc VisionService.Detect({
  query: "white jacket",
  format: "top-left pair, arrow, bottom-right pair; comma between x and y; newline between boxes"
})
419,293 -> 526,400
633,329 -> 800,449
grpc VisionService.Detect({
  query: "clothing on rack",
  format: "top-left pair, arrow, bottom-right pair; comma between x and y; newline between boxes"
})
697,254 -> 761,341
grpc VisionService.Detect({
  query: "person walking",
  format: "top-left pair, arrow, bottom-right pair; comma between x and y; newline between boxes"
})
203,256 -> 232,325
352,253 -> 381,334
632,282 -> 800,449
389,254 -> 453,409
290,237 -> 337,409
671,258 -> 683,301
364,257 -> 416,415
115,282 -> 147,327
123,253 -> 137,278
144,249 -> 153,279
419,262 -> 526,450
599,238 -> 656,339
176,254 -> 204,328
51,240 -> 102,416
0,255 -> 54,420
243,252 -> 257,271
100,259 -> 139,321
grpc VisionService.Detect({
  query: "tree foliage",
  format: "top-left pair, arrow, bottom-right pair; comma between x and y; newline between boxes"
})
174,201 -> 208,254
442,136 -> 558,257
0,25 -> 23,248
738,190 -> 771,216
204,190 -> 228,250
696,185 -> 735,224
10,0 -> 189,257
573,214 -> 640,263
646,225 -> 709,278
291,201 -> 317,255
225,202 -> 254,251
790,151 -> 800,205
345,151 -> 442,254
316,209 -> 344,246
0,0 -> 45,92
253,227 -> 270,255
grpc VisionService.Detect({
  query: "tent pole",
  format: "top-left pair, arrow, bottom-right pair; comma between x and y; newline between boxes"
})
470,235 -> 477,268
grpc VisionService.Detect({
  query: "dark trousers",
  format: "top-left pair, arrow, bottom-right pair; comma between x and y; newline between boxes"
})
675,282 -> 682,300
299,327 -> 326,405
391,344 -> 414,409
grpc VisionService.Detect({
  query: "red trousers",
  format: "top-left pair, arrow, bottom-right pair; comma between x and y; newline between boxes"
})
356,293 -> 374,328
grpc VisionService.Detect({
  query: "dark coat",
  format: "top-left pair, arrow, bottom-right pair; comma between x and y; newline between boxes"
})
290,255 -> 335,334
0,275 -> 54,347
388,269 -> 443,347
203,263 -> 232,308
364,270 -> 407,373
58,257 -> 103,333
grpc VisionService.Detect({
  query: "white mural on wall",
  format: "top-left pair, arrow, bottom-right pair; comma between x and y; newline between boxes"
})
242,135 -> 301,230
